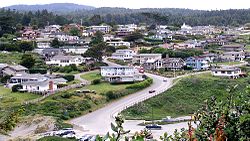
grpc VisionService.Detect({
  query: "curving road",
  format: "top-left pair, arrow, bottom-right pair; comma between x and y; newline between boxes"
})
70,58 -> 174,135
69,58 -> 210,137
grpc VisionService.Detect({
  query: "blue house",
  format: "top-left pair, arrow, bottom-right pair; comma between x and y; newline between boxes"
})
185,56 -> 209,70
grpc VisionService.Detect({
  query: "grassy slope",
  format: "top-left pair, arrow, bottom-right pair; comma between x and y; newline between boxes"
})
0,52 -> 23,64
121,73 -> 249,120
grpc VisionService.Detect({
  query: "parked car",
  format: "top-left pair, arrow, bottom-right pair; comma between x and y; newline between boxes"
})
146,124 -> 162,130
149,90 -> 156,93
163,78 -> 168,82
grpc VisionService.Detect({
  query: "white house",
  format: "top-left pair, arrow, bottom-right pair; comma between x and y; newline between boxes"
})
61,46 -> 88,55
46,55 -> 85,66
181,23 -> 192,30
111,49 -> 136,61
100,66 -> 144,83
37,42 -> 51,48
211,67 -> 242,78
91,25 -> 111,33
220,51 -> 245,62
132,54 -> 162,65
21,79 -> 57,93
107,41 -> 131,47
8,73 -> 67,93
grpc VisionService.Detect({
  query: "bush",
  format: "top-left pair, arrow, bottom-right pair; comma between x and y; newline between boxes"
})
0,75 -> 11,83
57,84 -> 68,88
12,84 -> 23,92
92,79 -> 101,85
63,75 -> 75,82
126,78 -> 153,90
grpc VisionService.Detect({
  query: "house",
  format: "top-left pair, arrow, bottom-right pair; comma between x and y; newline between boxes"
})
111,49 -> 136,61
200,53 -> 218,63
37,41 -> 51,48
21,79 -> 57,93
185,56 -> 209,70
181,23 -> 192,30
1,65 -> 28,76
91,25 -> 111,33
61,46 -> 88,55
220,51 -> 245,62
46,54 -> 85,66
143,59 -> 163,70
100,66 -> 144,83
8,73 -> 67,93
41,48 -> 64,59
22,30 -> 40,40
163,58 -> 185,70
211,67 -> 242,78
107,41 -> 131,47
132,54 -> 162,65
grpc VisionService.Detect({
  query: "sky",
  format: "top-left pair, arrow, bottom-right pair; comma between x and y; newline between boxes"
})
0,0 -> 249,10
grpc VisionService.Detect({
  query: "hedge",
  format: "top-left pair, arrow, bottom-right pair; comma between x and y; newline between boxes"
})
126,78 -> 153,90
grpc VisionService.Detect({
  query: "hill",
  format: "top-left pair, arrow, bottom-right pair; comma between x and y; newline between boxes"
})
5,3 -> 95,13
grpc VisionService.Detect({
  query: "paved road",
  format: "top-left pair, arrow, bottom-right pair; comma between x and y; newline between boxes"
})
70,58 -> 174,135
69,59 -> 214,137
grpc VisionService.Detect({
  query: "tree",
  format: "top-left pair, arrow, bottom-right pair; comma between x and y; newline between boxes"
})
83,42 -> 106,62
69,27 -> 80,36
90,31 -> 104,46
20,54 -> 35,69
124,32 -> 143,42
18,41 -> 34,52
51,38 -> 60,48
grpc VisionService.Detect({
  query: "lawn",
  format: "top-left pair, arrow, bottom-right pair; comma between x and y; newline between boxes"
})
121,73 -> 250,120
0,52 -> 23,64
0,86 -> 40,107
211,61 -> 242,66
80,71 -> 102,81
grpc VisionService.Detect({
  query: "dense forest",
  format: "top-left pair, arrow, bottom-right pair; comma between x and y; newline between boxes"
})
65,8 -> 250,26
0,8 -> 70,36
1,7 -> 250,37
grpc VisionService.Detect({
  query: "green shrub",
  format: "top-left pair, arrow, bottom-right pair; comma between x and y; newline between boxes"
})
92,79 -> 101,85
57,84 -> 68,88
126,78 -> 153,90
63,75 -> 75,82
0,75 -> 11,83
12,84 -> 23,92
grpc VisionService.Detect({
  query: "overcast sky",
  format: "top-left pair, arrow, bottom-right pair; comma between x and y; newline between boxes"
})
0,0 -> 249,10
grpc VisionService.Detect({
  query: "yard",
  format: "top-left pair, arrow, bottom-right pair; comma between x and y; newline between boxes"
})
211,61 -> 243,66
121,72 -> 250,120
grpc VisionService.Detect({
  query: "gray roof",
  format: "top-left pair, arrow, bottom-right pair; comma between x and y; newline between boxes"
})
212,67 -> 241,71
52,55 -> 83,60
8,65 -> 28,71
101,66 -> 133,69
0,63 -> 8,69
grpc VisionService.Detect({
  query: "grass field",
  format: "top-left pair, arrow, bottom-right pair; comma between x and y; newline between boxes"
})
211,61 -> 243,66
121,73 -> 250,120
0,86 -> 40,107
80,71 -> 102,81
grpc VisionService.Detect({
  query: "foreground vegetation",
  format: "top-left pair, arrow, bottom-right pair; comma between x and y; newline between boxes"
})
122,73 -> 250,120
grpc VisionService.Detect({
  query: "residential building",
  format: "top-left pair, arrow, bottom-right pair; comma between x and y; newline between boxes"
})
132,54 -> 162,65
111,49 -> 136,61
107,41 -> 131,47
220,51 -> 245,62
37,41 -> 51,48
211,67 -> 242,78
46,54 -> 85,66
61,46 -> 88,55
200,53 -> 218,63
163,58 -> 185,70
41,48 -> 64,58
186,56 -> 209,70
100,66 -> 144,83
1,65 -> 28,76
22,30 -> 40,40
91,25 -> 111,33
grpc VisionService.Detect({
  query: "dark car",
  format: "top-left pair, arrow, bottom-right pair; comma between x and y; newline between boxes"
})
149,90 -> 156,93
146,124 -> 162,130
